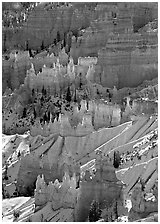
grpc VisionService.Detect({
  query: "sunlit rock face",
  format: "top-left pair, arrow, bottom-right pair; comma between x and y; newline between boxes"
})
75,158 -> 123,221
2,81 -> 158,136
70,3 -> 133,62
2,114 -> 158,221
95,32 -> 157,89
70,2 -> 157,59
2,2 -> 158,222
2,3 -> 98,51
26,173 -> 77,222
132,2 -> 158,32
128,181 -> 158,221
69,3 -> 157,88
2,9 -> 158,92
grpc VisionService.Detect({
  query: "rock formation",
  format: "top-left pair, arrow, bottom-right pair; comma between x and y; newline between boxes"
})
2,2 -> 158,222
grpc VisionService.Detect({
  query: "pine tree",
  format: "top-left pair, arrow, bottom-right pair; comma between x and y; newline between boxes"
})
67,33 -> 72,51
29,48 -> 33,57
57,31 -> 60,42
54,38 -> 57,46
22,107 -> 27,118
113,201 -> 119,220
66,86 -> 71,102
74,89 -> 77,102
32,88 -> 35,96
4,33 -> 7,52
42,85 -> 45,95
113,151 -> 121,168
33,108 -> 37,119
89,200 -> 102,222
41,40 -> 44,50
63,32 -> 66,47
26,40 -> 29,51
17,151 -> 21,157
44,88 -> 47,96
79,75 -> 82,89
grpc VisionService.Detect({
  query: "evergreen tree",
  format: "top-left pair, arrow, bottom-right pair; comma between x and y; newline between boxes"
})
54,38 -> 57,46
26,40 -> 29,51
79,73 -> 83,89
33,108 -> 37,119
44,88 -> 47,96
32,88 -> 35,96
48,111 -> 50,122
4,33 -> 6,52
67,33 -> 72,51
63,32 -> 66,47
42,85 -> 45,95
29,48 -> 33,57
113,201 -> 119,220
41,40 -> 44,50
43,112 -> 47,123
113,151 -> 121,168
89,200 -> 102,222
17,151 -> 21,157
66,86 -> 71,102
57,31 -> 60,42
74,89 -> 77,102
22,107 -> 27,118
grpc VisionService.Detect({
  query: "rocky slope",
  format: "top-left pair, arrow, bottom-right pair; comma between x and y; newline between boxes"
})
2,2 -> 158,222
2,2 -> 158,92
2,109 -> 158,221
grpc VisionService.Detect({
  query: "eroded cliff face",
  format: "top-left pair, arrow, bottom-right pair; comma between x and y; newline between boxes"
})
2,3 -> 98,51
96,32 -> 157,88
2,112 -> 158,221
75,157 -> 124,221
2,2 -> 158,92
2,82 -> 158,137
2,2 -> 158,222
2,109 -> 157,193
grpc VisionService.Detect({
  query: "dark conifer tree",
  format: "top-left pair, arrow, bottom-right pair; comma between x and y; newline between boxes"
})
66,86 -> 71,102
22,107 -> 27,118
48,111 -> 50,122
17,151 -> 21,157
113,151 -> 121,168
41,40 -> 44,50
43,113 -> 47,123
33,108 -> 37,119
89,200 -> 102,222
29,48 -> 33,57
32,88 -> 35,96
63,32 -> 67,47
4,33 -> 7,52
44,88 -> 47,96
57,31 -> 60,42
113,201 -> 119,220
67,33 -> 72,51
42,85 -> 45,95
54,38 -> 57,46
74,89 -> 77,102
26,40 -> 29,51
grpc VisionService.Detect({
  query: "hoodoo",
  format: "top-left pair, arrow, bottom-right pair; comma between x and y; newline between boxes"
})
2,2 -> 158,222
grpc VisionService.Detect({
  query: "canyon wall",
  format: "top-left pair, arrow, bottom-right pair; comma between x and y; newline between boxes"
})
95,32 -> 157,88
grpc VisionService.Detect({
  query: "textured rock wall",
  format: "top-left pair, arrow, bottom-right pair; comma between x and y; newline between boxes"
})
75,159 -> 123,221
95,32 -> 158,88
3,86 -> 157,136
2,113 -> 157,221
132,2 -> 158,31
30,173 -> 77,221
3,3 -> 98,51
2,121 -> 130,196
